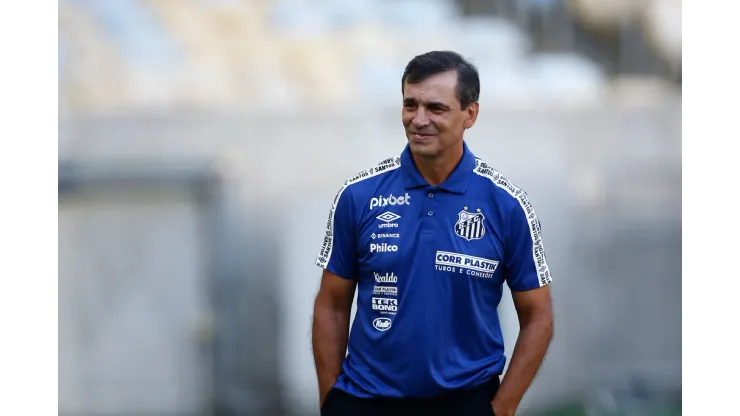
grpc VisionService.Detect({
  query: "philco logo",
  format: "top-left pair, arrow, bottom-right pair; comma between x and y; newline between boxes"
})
369,193 -> 411,210
370,243 -> 398,253
373,317 -> 392,331
374,272 -> 398,283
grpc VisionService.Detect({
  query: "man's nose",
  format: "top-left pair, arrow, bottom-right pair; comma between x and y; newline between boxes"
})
412,109 -> 430,127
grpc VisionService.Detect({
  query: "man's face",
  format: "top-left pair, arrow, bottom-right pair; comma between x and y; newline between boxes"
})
402,70 -> 478,158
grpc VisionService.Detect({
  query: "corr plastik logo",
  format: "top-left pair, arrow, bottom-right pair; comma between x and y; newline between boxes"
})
373,317 -> 392,331
373,285 -> 398,296
369,193 -> 411,210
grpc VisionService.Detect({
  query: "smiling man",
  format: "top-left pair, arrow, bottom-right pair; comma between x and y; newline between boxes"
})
312,51 -> 554,416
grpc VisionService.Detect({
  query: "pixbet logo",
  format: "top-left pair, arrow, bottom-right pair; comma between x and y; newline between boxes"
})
369,193 -> 411,210
370,243 -> 398,253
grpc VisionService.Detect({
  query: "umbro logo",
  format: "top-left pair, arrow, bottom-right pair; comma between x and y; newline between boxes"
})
376,211 -> 400,228
377,212 -> 401,223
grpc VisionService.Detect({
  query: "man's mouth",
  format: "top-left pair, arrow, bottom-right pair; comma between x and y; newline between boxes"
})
412,133 -> 435,140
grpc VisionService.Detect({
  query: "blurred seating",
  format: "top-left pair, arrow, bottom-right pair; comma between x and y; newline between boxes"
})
526,53 -> 606,106
376,0 -> 460,31
641,0 -> 681,73
58,2 -> 127,111
57,0 -> 679,113
566,0 -> 644,35
144,0 -> 262,105
609,75 -> 680,108
314,0 -> 380,30
456,17 -> 531,63
86,0 -> 179,66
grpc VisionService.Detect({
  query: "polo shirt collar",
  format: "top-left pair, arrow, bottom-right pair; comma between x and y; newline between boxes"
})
400,141 -> 476,194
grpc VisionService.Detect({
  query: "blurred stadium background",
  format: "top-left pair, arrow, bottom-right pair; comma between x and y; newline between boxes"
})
58,0 -> 681,415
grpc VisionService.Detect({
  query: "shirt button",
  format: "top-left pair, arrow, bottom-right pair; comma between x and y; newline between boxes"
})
427,210 -> 434,216
428,192 -> 434,199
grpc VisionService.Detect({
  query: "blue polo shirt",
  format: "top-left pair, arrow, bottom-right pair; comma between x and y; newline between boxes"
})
315,141 -> 552,399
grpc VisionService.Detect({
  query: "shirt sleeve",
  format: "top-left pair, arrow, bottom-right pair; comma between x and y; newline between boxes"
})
504,192 -> 552,291
315,182 -> 358,280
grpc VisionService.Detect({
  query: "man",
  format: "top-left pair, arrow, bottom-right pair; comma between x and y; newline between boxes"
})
312,51 -> 554,416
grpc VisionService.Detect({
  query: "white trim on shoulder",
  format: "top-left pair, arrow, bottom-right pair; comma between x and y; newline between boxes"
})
316,155 -> 402,269
472,159 -> 552,287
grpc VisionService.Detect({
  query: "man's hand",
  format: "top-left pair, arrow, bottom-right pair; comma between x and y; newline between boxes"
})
491,398 -> 516,416
317,374 -> 338,408
319,386 -> 334,409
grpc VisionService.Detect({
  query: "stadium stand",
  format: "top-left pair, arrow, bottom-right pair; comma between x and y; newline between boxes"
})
58,0 -> 681,113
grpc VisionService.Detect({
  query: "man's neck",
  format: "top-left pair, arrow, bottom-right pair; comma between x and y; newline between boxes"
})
412,143 -> 465,186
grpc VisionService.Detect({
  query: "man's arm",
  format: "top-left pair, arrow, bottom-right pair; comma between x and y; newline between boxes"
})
492,285 -> 554,416
312,269 -> 357,407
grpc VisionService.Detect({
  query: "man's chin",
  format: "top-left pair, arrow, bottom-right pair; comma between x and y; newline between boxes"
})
408,141 -> 439,157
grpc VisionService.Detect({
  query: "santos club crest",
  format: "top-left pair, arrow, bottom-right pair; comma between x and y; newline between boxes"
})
454,207 -> 486,241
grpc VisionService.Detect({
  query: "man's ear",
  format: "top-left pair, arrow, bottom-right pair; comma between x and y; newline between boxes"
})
464,102 -> 479,129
